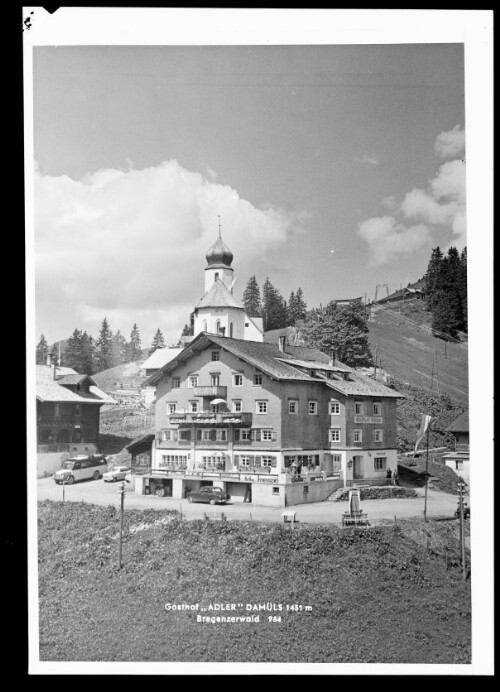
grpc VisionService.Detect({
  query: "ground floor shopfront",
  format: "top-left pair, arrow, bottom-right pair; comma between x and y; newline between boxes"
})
132,446 -> 398,507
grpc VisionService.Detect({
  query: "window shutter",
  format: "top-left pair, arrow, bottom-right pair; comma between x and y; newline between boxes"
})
234,429 -> 240,442
210,429 -> 216,441
254,455 -> 262,467
197,429 -> 202,441
272,431 -> 277,441
173,431 -> 178,441
271,457 -> 277,467
186,430 -> 191,441
254,429 -> 261,442
234,454 -> 239,464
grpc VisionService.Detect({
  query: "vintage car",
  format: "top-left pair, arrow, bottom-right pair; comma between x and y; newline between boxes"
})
102,465 -> 131,483
186,486 -> 231,505
53,455 -> 108,484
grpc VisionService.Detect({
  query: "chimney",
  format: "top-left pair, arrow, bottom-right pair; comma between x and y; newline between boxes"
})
278,335 -> 286,353
329,350 -> 336,365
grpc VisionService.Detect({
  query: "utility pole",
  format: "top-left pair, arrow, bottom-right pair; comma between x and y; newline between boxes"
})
118,481 -> 126,569
423,423 -> 431,522
458,482 -> 467,580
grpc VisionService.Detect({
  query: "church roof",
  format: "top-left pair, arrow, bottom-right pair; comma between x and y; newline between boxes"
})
195,280 -> 243,310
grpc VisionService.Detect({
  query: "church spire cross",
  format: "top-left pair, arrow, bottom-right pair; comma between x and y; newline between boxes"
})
218,215 -> 222,238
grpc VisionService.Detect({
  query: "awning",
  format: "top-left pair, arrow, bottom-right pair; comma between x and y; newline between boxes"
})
211,398 -> 227,405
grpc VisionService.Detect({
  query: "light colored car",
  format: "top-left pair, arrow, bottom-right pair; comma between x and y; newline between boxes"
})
54,456 -> 108,484
102,465 -> 131,482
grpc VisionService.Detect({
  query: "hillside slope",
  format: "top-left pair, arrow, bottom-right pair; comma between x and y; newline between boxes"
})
91,360 -> 146,392
367,302 -> 468,405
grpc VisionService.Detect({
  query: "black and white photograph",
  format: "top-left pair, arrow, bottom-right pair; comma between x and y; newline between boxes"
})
25,8 -> 493,675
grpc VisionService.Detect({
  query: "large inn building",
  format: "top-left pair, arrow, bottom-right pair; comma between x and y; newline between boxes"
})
135,231 -> 404,507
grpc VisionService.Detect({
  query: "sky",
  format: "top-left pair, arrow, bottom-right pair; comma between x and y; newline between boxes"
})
32,43 -> 466,347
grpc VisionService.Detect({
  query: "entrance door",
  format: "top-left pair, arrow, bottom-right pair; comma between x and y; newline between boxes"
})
353,456 -> 362,479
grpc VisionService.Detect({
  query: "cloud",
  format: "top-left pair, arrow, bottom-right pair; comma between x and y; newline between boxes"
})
35,159 -> 307,344
354,153 -> 379,166
358,216 -> 431,265
358,126 -> 466,263
434,124 -> 465,160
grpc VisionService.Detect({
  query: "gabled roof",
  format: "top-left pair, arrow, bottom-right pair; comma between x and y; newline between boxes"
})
446,410 -> 469,433
36,365 -> 117,404
126,433 -> 155,453
144,332 -> 405,399
55,373 -> 91,386
141,348 -> 184,371
195,280 -> 244,310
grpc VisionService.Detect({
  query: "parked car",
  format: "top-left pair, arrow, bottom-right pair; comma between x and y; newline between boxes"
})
186,486 -> 231,505
53,455 -> 108,485
102,465 -> 131,483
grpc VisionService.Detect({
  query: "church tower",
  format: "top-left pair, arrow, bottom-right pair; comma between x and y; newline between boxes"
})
192,222 -> 264,342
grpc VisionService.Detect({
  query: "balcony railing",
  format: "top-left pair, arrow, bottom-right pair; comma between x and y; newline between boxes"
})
38,415 -> 77,426
455,443 -> 469,452
37,444 -> 70,453
192,386 -> 227,398
168,412 -> 252,426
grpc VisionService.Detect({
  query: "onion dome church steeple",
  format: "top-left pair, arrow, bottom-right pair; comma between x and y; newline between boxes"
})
193,216 -> 264,342
205,217 -> 234,268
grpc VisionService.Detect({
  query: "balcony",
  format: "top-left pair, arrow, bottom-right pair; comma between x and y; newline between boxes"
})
455,443 -> 469,452
168,412 -> 252,427
192,386 -> 227,398
38,415 -> 77,426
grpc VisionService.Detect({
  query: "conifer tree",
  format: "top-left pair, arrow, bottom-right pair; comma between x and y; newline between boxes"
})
149,328 -> 166,355
111,330 -> 128,367
243,276 -> 262,317
36,334 -> 48,364
128,323 -> 143,362
262,278 -> 288,331
95,318 -> 114,372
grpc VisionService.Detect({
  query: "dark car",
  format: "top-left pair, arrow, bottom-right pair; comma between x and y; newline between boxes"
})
186,486 -> 231,505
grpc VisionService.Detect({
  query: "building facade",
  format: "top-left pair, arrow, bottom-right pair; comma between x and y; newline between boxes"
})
135,332 -> 403,507
36,364 -> 116,478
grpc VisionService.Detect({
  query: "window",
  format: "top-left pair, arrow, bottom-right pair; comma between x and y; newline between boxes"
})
240,456 -> 251,467
161,430 -> 171,442
374,457 -> 386,471
188,375 -> 198,388
214,272 -> 219,281
211,351 -> 220,362
54,404 -> 60,417
210,373 -> 220,386
309,401 -> 318,415
253,373 -> 263,385
329,401 -> 340,415
355,402 -> 363,415
75,405 -> 81,416
289,400 -> 298,414
239,429 -> 251,441
272,487 -> 280,495
353,429 -> 362,443
202,429 -> 214,441
262,456 -> 275,467
172,377 -> 181,388
374,429 -> 383,443
179,430 -> 190,441
232,400 -> 242,412
330,428 -> 341,442
167,403 -> 176,415
233,373 -> 243,386
373,402 -> 381,416
218,429 -> 227,442
332,454 -> 342,471
256,400 -> 268,414
261,429 -> 273,441
189,401 -> 198,413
